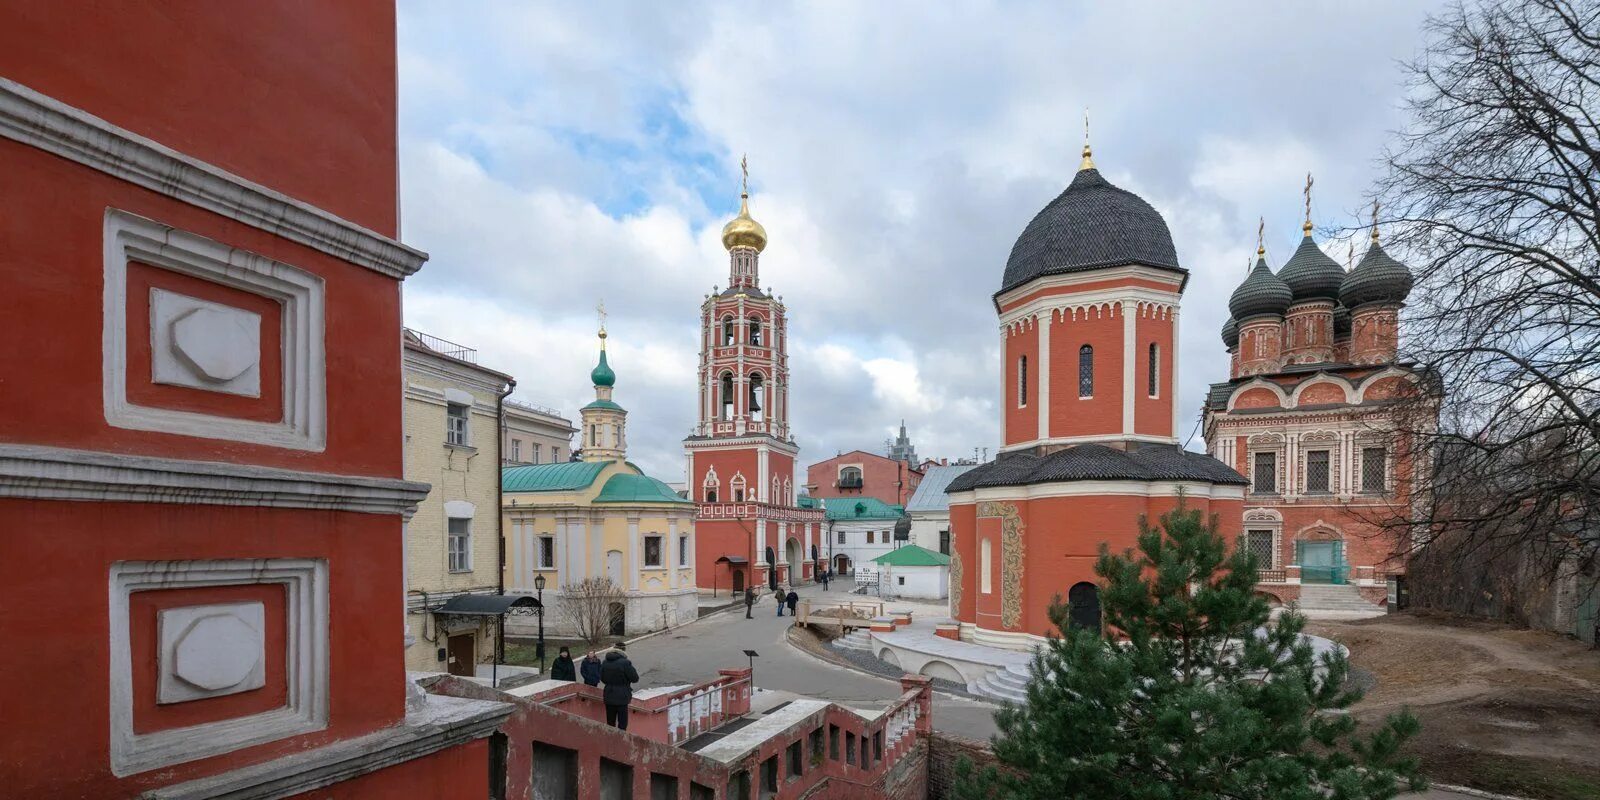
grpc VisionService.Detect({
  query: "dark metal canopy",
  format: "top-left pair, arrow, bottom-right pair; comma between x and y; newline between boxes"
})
715,555 -> 749,565
433,593 -> 539,616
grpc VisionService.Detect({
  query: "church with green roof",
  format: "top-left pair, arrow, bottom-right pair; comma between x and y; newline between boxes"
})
500,326 -> 698,638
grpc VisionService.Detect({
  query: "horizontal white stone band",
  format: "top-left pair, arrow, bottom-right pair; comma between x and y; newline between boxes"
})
0,77 -> 426,280
0,444 -> 430,515
143,694 -> 512,800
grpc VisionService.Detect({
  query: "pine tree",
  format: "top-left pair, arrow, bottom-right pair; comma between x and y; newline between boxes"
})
952,500 -> 1424,800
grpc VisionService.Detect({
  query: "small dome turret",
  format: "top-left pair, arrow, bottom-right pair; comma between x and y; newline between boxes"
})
1279,233 -> 1345,303
1221,316 -> 1239,348
1228,254 -> 1293,321
1341,239 -> 1413,309
590,349 -> 615,387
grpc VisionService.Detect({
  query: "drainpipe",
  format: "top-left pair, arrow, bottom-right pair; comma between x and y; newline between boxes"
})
496,377 -> 515,678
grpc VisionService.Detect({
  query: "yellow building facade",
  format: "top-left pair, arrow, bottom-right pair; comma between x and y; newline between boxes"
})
503,330 -> 698,637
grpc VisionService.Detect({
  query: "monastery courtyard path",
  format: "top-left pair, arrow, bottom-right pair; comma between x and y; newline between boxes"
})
624,589 -> 1475,800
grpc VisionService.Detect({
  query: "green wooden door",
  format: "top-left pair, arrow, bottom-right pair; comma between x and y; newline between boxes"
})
1296,541 -> 1347,584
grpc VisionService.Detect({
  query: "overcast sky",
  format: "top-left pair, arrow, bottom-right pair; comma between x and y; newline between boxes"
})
396,1 -> 1442,483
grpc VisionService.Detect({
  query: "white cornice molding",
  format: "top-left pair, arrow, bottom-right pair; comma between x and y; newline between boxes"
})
0,444 -> 430,515
0,77 -> 427,280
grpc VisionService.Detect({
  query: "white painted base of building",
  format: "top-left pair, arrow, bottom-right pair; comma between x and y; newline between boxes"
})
505,588 -> 699,638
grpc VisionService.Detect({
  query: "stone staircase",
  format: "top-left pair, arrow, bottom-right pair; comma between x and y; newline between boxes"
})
1294,584 -> 1384,619
973,663 -> 1030,704
831,629 -> 873,652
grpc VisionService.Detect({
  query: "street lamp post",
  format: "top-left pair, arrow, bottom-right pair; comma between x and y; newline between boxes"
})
534,574 -> 546,675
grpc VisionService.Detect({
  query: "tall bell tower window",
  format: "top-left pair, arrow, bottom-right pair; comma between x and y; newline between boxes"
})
722,317 -> 735,346
1017,356 -> 1028,408
720,372 -> 734,420
1078,345 -> 1094,398
1147,343 -> 1159,398
748,316 -> 763,346
749,374 -> 764,422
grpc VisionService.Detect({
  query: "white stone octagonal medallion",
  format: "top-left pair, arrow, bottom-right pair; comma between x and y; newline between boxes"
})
150,287 -> 262,397
158,601 -> 266,704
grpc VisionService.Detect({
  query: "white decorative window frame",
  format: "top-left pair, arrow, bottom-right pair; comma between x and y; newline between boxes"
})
108,558 -> 329,776
1242,508 -> 1284,572
1247,433 -> 1286,495
102,209 -> 326,450
1299,431 -> 1341,495
1355,434 -> 1393,493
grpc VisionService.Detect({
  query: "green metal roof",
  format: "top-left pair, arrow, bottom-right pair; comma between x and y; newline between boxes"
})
593,473 -> 694,505
872,544 -> 951,567
796,494 -> 821,510
823,497 -> 905,520
502,461 -> 607,492
582,399 -> 626,412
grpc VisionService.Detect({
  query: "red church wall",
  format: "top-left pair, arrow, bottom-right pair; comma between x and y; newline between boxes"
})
950,502 -> 977,623
0,501 -> 404,797
1297,381 -> 1347,406
0,139 -> 403,477
1233,388 -> 1281,410
692,450 -> 760,502
1004,325 -> 1040,445
1133,311 -> 1174,438
1049,308 -> 1124,440
0,1 -> 400,235
285,739 -> 491,800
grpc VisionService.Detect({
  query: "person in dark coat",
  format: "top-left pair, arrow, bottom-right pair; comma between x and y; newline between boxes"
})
775,585 -> 787,616
549,647 -> 576,681
599,643 -> 639,729
785,589 -> 799,616
579,651 -> 603,687
744,586 -> 755,619
820,568 -> 829,590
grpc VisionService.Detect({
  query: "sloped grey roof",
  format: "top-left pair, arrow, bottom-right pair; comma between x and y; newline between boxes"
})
1000,168 -> 1182,296
1279,235 -> 1345,303
946,444 -> 1246,492
906,464 -> 979,513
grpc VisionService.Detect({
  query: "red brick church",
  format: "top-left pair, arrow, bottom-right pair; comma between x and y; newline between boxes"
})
947,142 -> 1248,645
1204,203 -> 1433,611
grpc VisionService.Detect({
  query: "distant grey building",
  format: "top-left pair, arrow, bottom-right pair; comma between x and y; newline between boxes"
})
885,420 -> 919,468
904,463 -> 978,556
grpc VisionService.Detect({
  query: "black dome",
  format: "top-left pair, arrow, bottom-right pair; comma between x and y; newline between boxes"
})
1340,240 -> 1413,308
946,443 -> 1247,492
1333,304 -> 1352,337
1001,168 -> 1181,295
1278,234 -> 1345,303
1228,256 -> 1293,321
1221,317 -> 1239,348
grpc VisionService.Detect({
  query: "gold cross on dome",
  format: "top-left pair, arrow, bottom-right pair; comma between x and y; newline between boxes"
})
1257,216 -> 1266,256
1370,199 -> 1382,242
1303,172 -> 1314,226
596,300 -> 607,338
740,154 -> 749,195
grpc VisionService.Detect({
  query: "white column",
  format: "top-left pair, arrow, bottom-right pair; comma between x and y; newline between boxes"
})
1037,311 -> 1051,440
555,518 -> 568,586
686,515 -> 698,583
628,518 -> 641,590
1286,434 -> 1299,496
758,447 -> 769,501
803,521 -> 813,576
999,328 -> 1009,443
667,518 -> 679,589
1122,301 -> 1136,435
755,517 -> 768,564
1169,309 -> 1182,440
588,516 -> 602,580
401,514 -> 412,644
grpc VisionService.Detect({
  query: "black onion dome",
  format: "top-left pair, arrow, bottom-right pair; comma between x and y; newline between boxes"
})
1221,317 -> 1239,348
1333,304 -> 1352,337
1340,240 -> 1414,308
1228,256 -> 1293,321
1000,168 -> 1181,295
946,444 -> 1247,492
1278,235 -> 1345,303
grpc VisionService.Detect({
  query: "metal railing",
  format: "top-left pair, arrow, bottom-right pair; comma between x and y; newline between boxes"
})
404,328 -> 478,363
662,676 -> 749,745
503,397 -> 566,419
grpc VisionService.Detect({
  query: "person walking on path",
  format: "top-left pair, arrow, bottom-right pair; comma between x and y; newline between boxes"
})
820,568 -> 829,591
785,588 -> 798,618
744,586 -> 755,619
579,650 -> 602,687
775,585 -> 788,617
599,642 -> 639,730
549,647 -> 576,682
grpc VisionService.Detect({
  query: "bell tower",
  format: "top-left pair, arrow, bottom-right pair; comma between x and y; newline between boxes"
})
685,158 -> 823,593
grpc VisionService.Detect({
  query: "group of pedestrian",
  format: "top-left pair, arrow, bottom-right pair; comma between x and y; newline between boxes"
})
545,642 -> 638,731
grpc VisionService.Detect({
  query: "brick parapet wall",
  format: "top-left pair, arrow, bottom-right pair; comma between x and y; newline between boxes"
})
927,731 -> 1002,799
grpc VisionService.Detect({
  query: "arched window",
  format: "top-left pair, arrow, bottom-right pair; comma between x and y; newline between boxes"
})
719,372 -> 734,420
838,466 -> 863,489
749,373 -> 765,422
980,538 -> 993,594
730,473 -> 746,503
1017,355 -> 1028,408
721,316 -> 735,346
1148,342 -> 1159,398
771,476 -> 779,502
1078,345 -> 1094,398
748,315 -> 763,346
703,467 -> 720,503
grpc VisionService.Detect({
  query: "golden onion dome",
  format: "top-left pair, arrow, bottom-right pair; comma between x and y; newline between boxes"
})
720,192 -> 767,252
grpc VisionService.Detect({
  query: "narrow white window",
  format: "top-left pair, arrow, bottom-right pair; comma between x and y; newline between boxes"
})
678,535 -> 690,567
980,538 -> 993,594
538,536 -> 555,569
446,403 -> 469,446
510,439 -> 521,462
448,518 -> 472,572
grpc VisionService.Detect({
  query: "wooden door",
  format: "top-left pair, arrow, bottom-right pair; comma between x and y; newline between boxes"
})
447,633 -> 476,677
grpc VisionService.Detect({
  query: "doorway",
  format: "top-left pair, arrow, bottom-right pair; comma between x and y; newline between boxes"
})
447,632 -> 476,677
1067,583 -> 1101,633
833,554 -> 852,575
608,601 -> 626,636
731,568 -> 745,594
1296,540 -> 1346,584
606,549 -> 624,587
785,538 -> 801,584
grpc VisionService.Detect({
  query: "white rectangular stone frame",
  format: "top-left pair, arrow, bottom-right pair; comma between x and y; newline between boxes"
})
102,208 -> 327,450
108,558 -> 329,776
